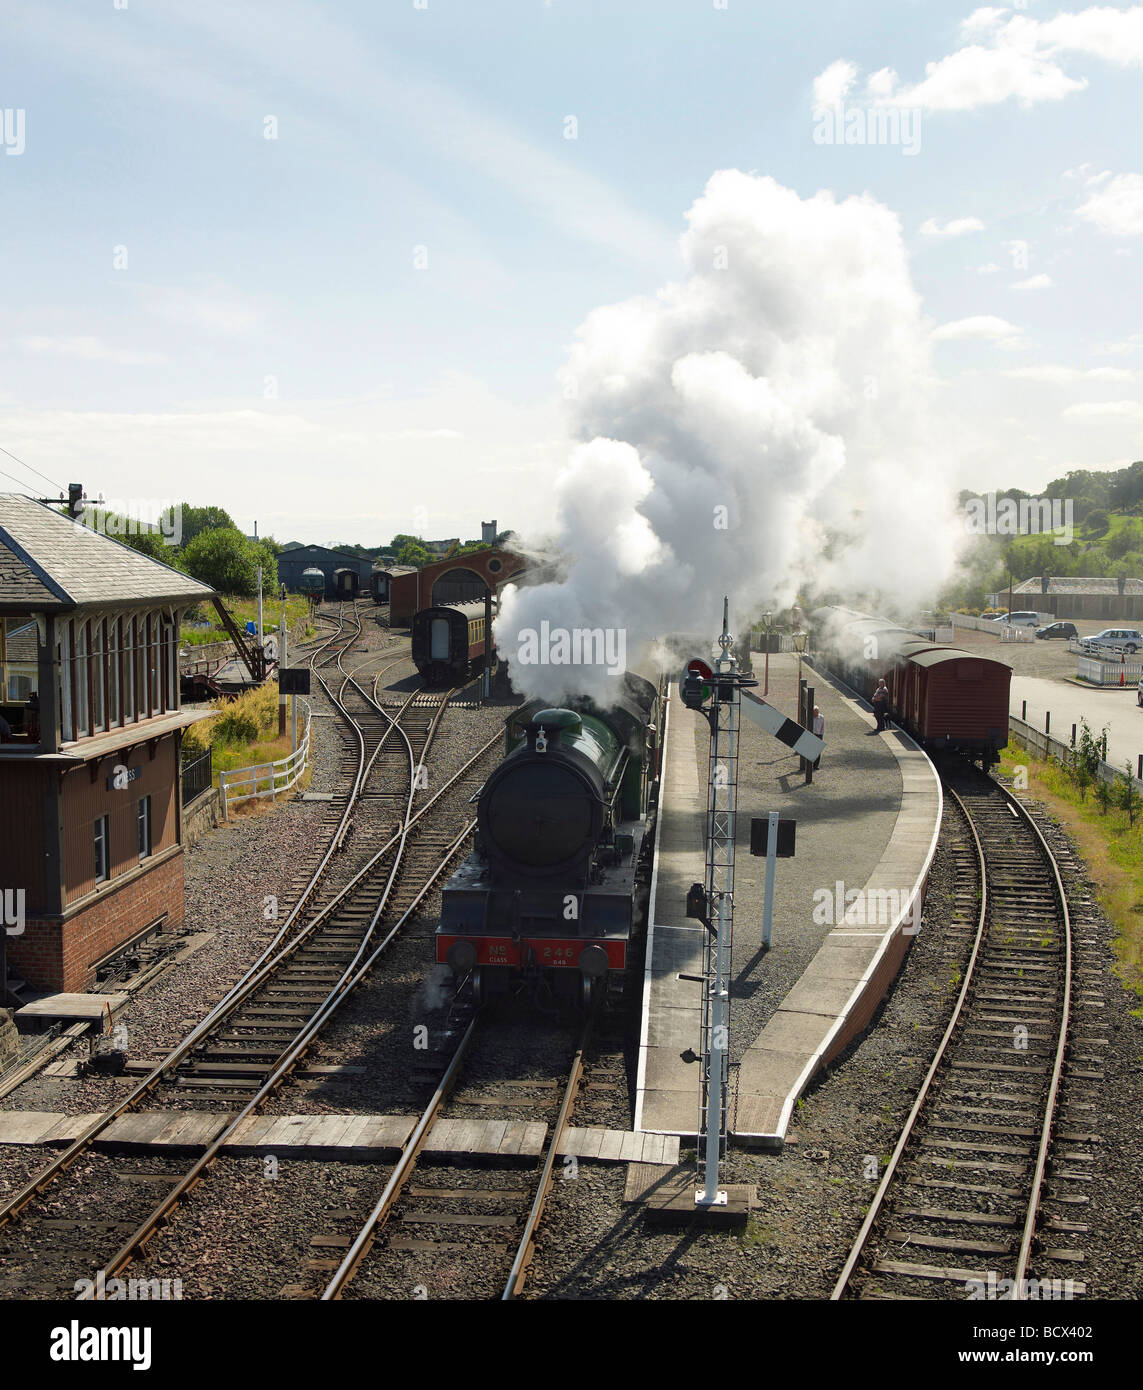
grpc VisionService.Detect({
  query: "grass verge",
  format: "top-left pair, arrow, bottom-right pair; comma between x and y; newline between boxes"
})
999,742 -> 1143,1009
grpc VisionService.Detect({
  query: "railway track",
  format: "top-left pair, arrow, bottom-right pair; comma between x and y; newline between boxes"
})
832,763 -> 1088,1301
316,1014 -> 619,1302
0,600 -> 502,1296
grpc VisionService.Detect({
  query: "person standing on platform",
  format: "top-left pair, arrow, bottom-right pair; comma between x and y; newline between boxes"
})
812,706 -> 825,769
871,678 -> 890,732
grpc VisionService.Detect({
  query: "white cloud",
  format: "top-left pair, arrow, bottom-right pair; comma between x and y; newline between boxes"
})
1076,172 -> 1143,235
1036,6 -> 1143,65
932,315 -> 1021,343
812,5 -> 1143,114
812,59 -> 858,108
1062,399 -> 1143,420
919,216 -> 985,237
1093,334 -> 1143,355
1002,365 -> 1135,383
20,336 -> 167,366
1011,274 -> 1054,290
886,44 -> 1087,111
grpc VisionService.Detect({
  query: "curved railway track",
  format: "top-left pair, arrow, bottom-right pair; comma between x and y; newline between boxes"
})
0,600 -> 502,1296
832,762 -> 1085,1301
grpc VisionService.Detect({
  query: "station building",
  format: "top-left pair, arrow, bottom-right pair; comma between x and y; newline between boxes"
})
995,575 -> 1143,622
0,495 -> 214,998
277,545 -> 373,600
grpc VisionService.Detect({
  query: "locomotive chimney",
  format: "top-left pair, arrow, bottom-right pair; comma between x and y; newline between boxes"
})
526,708 -> 581,751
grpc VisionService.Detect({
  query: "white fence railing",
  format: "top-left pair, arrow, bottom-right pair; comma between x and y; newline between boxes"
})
951,613 -> 1003,633
1076,656 -> 1143,687
951,613 -> 1041,638
219,698 -> 312,818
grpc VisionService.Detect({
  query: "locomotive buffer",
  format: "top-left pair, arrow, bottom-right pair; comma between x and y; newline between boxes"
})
681,602 -> 822,1211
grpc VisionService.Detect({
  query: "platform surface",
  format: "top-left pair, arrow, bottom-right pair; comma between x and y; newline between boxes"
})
636,651 -> 940,1143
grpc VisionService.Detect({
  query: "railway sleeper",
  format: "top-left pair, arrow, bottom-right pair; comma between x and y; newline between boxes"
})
882,1229 -> 1012,1256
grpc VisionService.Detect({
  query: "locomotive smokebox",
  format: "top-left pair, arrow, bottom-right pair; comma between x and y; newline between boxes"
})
478,708 -> 612,877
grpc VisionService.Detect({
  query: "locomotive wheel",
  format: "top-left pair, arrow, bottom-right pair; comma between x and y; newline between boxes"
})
470,967 -> 484,1006
582,975 -> 599,1009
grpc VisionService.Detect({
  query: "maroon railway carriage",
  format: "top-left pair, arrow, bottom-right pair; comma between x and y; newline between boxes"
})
906,647 -> 1010,761
812,606 -> 1011,765
410,601 -> 490,686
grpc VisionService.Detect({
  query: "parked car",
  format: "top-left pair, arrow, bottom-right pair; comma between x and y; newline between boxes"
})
1036,621 -> 1078,640
999,611 -> 1042,627
1082,628 -> 1143,655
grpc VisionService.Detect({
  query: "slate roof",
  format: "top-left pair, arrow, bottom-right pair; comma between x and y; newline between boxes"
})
278,544 -> 364,563
1012,576 -> 1143,596
0,494 -> 214,612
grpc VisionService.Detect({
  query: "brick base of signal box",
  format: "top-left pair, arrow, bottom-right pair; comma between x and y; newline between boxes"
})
6,849 -> 185,994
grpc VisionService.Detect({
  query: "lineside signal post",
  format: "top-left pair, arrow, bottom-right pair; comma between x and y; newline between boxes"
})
667,601 -> 823,1222
680,598 -> 757,1216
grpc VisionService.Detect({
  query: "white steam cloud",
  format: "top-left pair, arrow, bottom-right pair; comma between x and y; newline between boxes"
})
494,171 -> 963,705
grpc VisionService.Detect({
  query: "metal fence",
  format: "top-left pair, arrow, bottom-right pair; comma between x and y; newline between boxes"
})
180,745 -> 213,805
1008,713 -> 1143,790
218,698 -> 312,818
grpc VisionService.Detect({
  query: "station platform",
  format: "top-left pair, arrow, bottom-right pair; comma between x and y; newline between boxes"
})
635,652 -> 941,1147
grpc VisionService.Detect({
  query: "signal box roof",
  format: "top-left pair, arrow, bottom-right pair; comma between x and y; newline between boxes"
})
0,494 -> 214,614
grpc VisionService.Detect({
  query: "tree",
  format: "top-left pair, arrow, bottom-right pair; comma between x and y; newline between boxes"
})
178,504 -> 237,547
181,527 -> 264,595
396,540 -> 431,567
1116,763 -> 1143,827
118,529 -> 181,563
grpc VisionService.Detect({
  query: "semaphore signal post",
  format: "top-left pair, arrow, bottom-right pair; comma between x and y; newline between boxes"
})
681,598 -> 824,1216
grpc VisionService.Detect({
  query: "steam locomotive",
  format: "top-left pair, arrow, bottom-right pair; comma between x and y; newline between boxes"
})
436,672 -> 661,1006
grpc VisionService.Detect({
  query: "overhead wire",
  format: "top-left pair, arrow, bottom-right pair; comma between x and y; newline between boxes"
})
0,443 -> 65,495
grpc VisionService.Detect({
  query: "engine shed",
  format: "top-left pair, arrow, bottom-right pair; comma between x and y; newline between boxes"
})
0,495 -> 215,1000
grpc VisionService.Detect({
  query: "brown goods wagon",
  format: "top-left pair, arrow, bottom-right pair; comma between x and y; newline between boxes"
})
912,648 -> 1010,748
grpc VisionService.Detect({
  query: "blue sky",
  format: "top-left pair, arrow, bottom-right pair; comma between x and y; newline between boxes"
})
2,0 -> 1141,546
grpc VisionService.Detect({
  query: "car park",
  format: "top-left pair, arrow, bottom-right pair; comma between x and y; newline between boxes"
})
1036,621 -> 1078,640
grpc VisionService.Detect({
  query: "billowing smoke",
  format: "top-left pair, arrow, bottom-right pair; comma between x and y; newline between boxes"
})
494,171 -> 963,705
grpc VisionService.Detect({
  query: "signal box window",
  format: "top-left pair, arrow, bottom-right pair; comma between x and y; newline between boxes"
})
138,795 -> 152,860
94,815 -> 110,883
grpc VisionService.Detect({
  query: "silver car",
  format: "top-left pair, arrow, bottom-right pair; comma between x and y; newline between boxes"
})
1084,628 -> 1142,655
